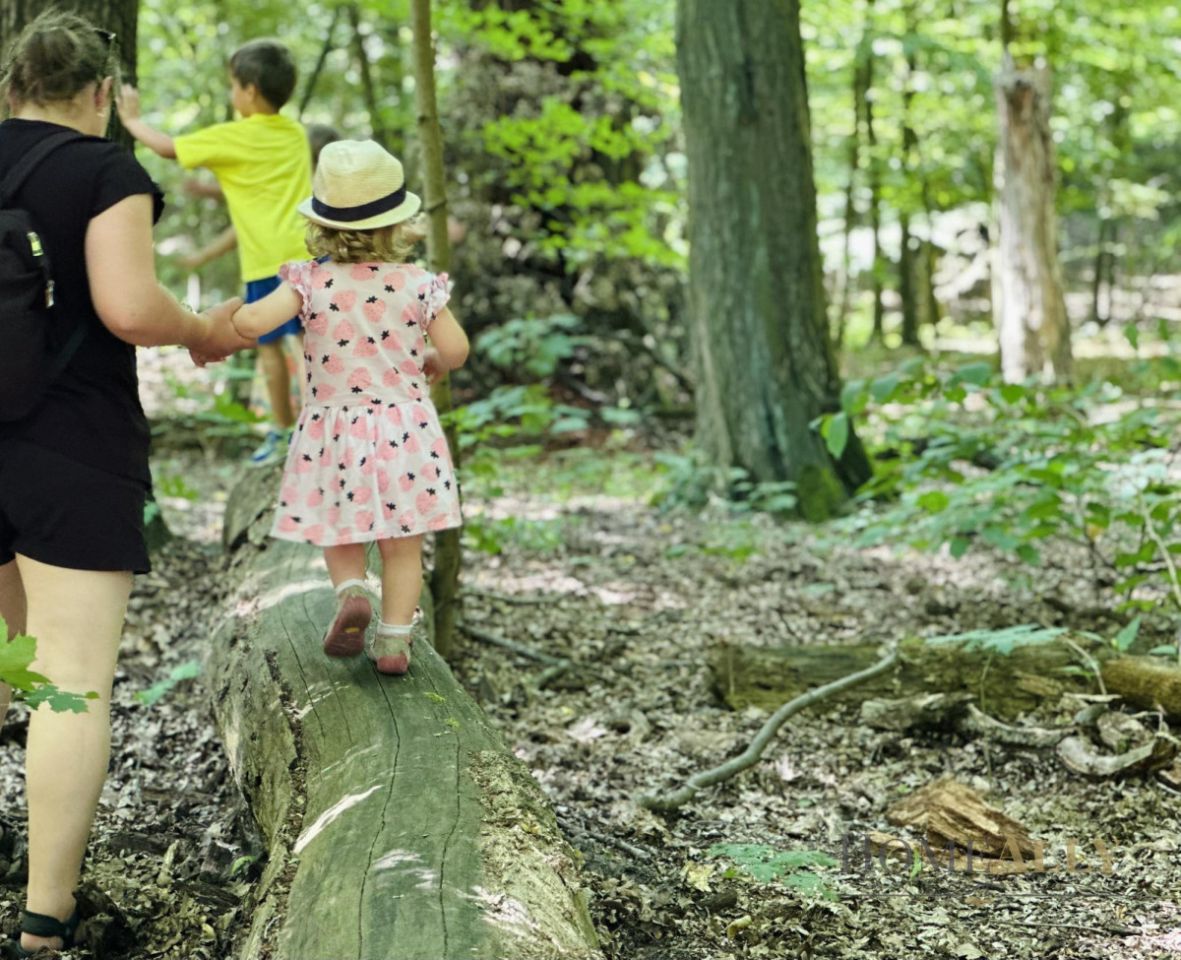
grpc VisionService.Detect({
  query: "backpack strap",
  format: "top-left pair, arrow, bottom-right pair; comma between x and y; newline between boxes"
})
0,128 -> 84,208
1,129 -> 91,381
45,317 -> 89,382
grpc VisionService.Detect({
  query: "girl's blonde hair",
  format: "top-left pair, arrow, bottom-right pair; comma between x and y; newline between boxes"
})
306,220 -> 423,264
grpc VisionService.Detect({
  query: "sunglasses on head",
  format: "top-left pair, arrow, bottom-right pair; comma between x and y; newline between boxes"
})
95,28 -> 116,48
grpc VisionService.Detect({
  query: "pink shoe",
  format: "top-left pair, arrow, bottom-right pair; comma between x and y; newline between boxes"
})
322,579 -> 373,657
365,610 -> 422,675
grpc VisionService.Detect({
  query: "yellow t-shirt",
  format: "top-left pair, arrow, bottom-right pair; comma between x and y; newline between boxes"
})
174,113 -> 311,283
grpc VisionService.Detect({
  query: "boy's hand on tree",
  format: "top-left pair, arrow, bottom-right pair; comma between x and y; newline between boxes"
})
116,84 -> 141,121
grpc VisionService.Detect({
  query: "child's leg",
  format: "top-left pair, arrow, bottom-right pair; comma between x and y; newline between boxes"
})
376,535 -> 424,624
324,543 -> 367,588
321,544 -> 372,657
258,341 -> 295,429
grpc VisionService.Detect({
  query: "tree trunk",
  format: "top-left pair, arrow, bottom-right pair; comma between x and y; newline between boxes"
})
411,0 -> 463,660
347,3 -> 389,150
675,0 -> 872,520
993,56 -> 1072,382
899,211 -> 919,346
297,5 -> 342,120
1,0 -> 138,147
211,471 -> 601,960
835,0 -> 872,351
898,16 -> 920,347
864,0 -> 885,344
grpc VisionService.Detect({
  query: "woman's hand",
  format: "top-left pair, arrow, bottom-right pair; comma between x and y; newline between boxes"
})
193,297 -> 252,360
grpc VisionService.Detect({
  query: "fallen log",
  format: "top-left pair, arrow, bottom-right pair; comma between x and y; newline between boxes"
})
711,638 -> 1103,720
207,467 -> 601,959
1101,657 -> 1181,717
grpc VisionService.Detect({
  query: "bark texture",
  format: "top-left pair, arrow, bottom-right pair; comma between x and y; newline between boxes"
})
211,470 -> 600,960
412,0 -> 464,660
711,638 -> 1100,720
675,0 -> 870,519
993,58 -> 1072,382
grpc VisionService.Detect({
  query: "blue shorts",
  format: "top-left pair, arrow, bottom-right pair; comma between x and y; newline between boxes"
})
247,275 -> 302,345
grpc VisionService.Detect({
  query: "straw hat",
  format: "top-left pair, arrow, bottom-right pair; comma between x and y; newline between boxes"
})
297,140 -> 422,231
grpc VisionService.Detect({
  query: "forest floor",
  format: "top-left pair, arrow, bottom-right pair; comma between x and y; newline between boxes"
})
2,348 -> 1180,959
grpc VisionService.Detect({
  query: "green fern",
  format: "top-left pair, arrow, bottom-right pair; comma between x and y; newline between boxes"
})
924,624 -> 1072,655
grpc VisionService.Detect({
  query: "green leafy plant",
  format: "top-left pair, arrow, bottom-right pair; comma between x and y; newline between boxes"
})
477,313 -> 591,380
818,359 -> 1181,665
707,844 -> 838,900
651,452 -> 798,516
925,624 -> 1070,656
136,660 -> 202,707
0,616 -> 97,713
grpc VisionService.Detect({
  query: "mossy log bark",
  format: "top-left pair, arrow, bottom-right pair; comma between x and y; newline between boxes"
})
710,639 -> 1111,721
714,642 -> 1181,721
1100,657 -> 1181,717
210,468 -> 601,959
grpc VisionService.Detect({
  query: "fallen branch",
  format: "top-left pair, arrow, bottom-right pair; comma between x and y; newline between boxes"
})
961,704 -> 1073,747
640,644 -> 899,811
460,622 -> 572,668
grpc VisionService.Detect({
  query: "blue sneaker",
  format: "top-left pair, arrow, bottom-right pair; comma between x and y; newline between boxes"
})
250,429 -> 288,464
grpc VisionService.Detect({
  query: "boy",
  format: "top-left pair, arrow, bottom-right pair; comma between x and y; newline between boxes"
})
118,39 -> 311,463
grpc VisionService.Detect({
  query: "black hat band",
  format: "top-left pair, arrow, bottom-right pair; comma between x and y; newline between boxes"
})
312,186 -> 407,222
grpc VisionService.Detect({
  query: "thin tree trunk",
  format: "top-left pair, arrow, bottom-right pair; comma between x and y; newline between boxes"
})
1091,217 -> 1111,326
922,183 -> 942,328
411,0 -> 463,659
835,1 -> 872,350
864,0 -> 885,343
676,0 -> 871,520
898,11 -> 920,347
297,5 -> 342,119
993,55 -> 1072,382
348,3 -> 389,149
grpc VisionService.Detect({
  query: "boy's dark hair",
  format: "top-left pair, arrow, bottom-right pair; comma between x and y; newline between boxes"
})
230,39 -> 296,110
0,9 -> 119,107
306,123 -> 340,168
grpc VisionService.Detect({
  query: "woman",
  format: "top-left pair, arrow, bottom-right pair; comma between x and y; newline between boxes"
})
0,11 -> 247,955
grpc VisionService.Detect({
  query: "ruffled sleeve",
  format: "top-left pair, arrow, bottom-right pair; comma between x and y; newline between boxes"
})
418,271 -> 451,331
278,259 -> 316,322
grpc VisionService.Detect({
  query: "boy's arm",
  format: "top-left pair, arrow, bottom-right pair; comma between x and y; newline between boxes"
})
179,226 -> 238,271
230,285 -> 304,340
116,85 -> 177,159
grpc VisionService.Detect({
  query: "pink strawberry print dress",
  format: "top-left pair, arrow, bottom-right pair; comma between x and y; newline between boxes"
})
269,259 -> 462,547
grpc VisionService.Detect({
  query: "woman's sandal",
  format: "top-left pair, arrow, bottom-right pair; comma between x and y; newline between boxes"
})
12,908 -> 79,957
364,610 -> 422,676
322,579 -> 374,658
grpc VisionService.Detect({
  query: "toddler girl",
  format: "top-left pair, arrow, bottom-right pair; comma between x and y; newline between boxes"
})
229,139 -> 468,675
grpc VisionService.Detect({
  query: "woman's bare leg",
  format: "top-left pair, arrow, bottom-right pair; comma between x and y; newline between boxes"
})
17,554 -> 131,952
0,558 -> 26,730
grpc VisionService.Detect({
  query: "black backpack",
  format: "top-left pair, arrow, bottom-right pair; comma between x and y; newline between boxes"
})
0,129 -> 88,422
